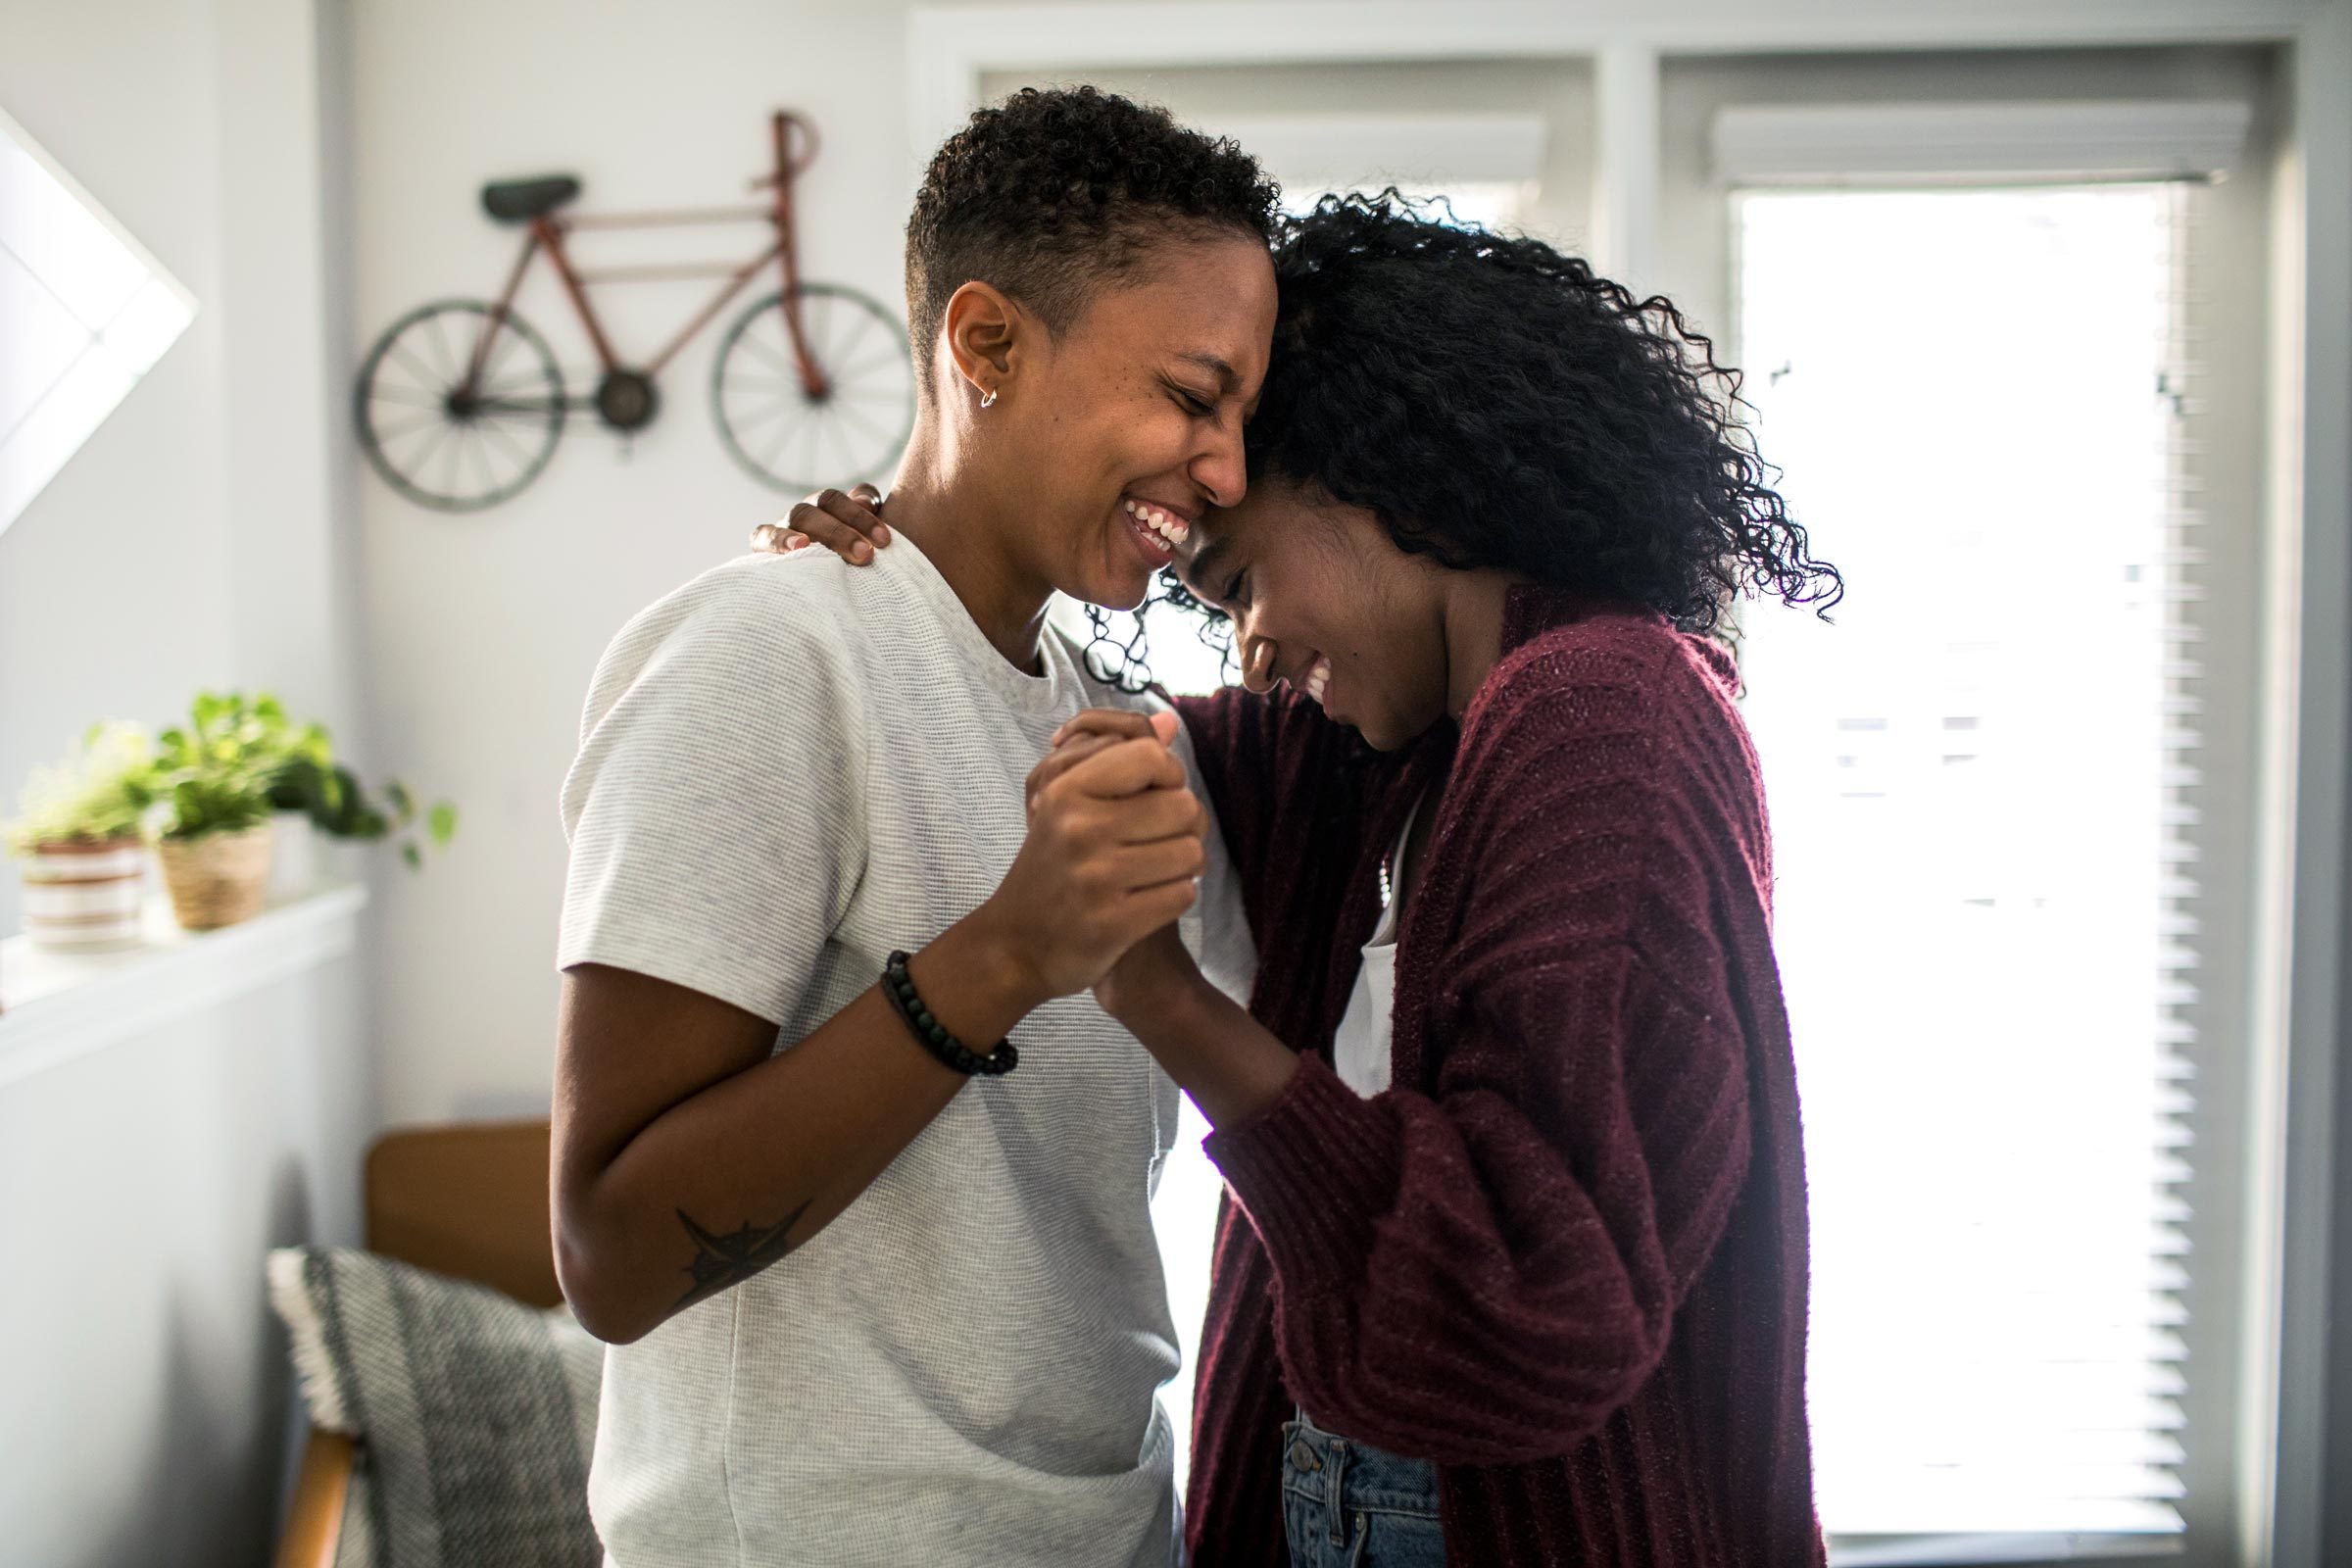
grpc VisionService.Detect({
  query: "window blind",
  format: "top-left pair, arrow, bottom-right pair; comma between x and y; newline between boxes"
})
1732,182 -> 2200,1555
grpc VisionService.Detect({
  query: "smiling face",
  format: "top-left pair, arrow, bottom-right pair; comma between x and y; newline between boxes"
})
1179,476 -> 1462,751
977,231 -> 1277,612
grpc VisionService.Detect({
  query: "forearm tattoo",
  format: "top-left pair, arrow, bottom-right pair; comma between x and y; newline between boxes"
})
672,1200 -> 813,1309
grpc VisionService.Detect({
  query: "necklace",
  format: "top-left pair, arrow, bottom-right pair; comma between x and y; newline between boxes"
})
1380,793 -> 1427,915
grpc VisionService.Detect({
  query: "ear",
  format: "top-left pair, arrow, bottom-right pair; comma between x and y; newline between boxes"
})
940,280 -> 1029,406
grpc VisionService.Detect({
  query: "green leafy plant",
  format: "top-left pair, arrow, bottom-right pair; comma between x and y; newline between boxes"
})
153,693 -> 279,843
9,692 -> 459,866
234,694 -> 458,870
4,723 -> 160,856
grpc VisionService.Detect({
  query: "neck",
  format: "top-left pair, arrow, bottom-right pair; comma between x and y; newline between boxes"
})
884,437 -> 1055,674
1442,570 -> 1518,720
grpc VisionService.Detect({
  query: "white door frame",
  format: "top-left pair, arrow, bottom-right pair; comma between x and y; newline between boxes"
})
906,5 -> 2352,1566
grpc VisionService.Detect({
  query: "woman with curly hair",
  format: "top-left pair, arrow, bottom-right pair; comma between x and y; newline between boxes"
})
774,193 -> 1840,1567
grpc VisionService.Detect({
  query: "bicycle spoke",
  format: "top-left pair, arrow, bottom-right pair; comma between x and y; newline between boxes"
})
388,340 -> 448,392
827,397 -> 891,444
425,312 -> 460,383
380,429 -> 451,471
368,385 -> 450,409
794,409 -> 824,484
833,345 -> 912,383
478,416 -> 533,472
824,310 -> 879,376
734,323 -> 795,377
808,294 -> 841,368
463,429 -> 491,496
370,410 -> 447,440
469,426 -> 505,497
792,403 -> 831,484
831,380 -> 907,405
438,425 -> 463,498
405,416 -> 454,474
760,402 -> 804,472
768,300 -> 800,369
732,394 -> 803,434
483,322 -> 524,384
823,408 -> 856,479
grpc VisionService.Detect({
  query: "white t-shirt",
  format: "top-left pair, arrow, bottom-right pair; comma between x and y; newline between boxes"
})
557,536 -> 1253,1568
1330,794 -> 1425,1098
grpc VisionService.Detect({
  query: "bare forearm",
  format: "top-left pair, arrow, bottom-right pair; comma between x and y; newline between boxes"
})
556,919 -> 1043,1342
1116,971 -> 1300,1128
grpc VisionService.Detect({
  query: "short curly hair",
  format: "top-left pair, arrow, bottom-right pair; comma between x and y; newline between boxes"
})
1212,193 -> 1841,634
903,86 -> 1283,390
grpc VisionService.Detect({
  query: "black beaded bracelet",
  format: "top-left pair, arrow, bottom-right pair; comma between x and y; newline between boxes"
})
881,950 -> 1019,1077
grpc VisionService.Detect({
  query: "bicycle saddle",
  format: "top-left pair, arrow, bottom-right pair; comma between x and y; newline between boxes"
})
480,175 -> 581,224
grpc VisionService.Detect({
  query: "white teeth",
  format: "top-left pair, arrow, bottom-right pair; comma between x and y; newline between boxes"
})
1304,657 -> 1330,703
1127,501 -> 1187,551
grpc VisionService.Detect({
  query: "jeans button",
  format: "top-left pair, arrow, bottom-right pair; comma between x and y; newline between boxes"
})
1288,1437 -> 1322,1472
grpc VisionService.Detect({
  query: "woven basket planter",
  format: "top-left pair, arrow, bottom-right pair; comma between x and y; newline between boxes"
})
157,822 -> 274,931
19,836 -> 146,950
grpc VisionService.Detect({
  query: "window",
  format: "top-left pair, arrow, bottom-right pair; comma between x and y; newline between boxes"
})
1735,183 -> 2199,1551
0,105 -> 195,537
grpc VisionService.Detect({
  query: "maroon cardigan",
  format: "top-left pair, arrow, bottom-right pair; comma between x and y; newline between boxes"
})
1173,591 -> 1822,1566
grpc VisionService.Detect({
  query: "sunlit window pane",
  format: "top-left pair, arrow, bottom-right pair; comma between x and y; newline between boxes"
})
1736,185 -> 2190,1539
0,109 -> 196,535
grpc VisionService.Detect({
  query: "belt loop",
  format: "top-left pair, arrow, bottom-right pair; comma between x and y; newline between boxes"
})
1325,1439 -> 1351,1547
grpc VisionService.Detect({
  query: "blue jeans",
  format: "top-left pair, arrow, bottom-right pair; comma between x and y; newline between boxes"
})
1281,1411 -> 1447,1568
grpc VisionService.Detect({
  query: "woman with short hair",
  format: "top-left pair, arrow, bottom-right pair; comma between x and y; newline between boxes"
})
553,88 -> 1279,1568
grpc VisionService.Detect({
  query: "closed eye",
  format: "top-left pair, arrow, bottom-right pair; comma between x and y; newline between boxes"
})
1170,384 -> 1215,417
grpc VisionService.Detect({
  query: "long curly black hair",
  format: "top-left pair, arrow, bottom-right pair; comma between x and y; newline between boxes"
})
1145,192 -> 1838,672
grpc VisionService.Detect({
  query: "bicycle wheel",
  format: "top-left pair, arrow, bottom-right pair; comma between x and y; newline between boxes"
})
712,284 -> 914,493
356,300 -> 565,512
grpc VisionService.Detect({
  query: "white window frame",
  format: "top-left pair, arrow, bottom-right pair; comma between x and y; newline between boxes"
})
906,6 -> 2352,1567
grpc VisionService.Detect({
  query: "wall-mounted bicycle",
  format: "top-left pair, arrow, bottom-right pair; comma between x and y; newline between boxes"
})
356,111 -> 913,513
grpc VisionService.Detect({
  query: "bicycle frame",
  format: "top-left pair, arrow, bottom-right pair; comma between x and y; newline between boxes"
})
461,111 -> 829,404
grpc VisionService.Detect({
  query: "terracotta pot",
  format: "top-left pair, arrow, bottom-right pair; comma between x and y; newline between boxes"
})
157,822 -> 274,931
20,836 -> 146,950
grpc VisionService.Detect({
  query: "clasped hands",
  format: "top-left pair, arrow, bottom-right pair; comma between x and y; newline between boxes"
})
750,487 -> 1210,1023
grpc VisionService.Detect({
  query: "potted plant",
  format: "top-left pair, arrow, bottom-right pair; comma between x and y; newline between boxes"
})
253,701 -> 457,897
248,703 -> 335,902
5,723 -> 158,950
152,693 -> 278,930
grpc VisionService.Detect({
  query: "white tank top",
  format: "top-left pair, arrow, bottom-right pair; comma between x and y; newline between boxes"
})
1331,794 -> 1425,1097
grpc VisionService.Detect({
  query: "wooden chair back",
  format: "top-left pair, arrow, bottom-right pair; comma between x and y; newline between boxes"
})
364,1117 -> 561,1308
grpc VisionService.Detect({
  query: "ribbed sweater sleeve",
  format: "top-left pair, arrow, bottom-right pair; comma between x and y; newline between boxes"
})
1202,636 -> 1756,1466
1170,688 -> 1283,922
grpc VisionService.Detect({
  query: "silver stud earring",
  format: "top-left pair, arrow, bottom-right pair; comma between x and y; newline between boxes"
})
980,387 -> 999,409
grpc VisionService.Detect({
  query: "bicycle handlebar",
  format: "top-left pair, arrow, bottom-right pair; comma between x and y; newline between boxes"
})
759,110 -> 821,188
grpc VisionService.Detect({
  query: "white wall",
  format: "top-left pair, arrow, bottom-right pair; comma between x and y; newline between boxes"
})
346,0 -> 937,1123
0,960 -> 371,1567
981,57 -> 1596,246
0,0 -> 371,1561
0,0 -> 239,939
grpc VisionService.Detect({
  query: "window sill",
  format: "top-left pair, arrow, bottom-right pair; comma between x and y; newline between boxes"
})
1831,1532 -> 2185,1567
0,883 -> 368,1089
